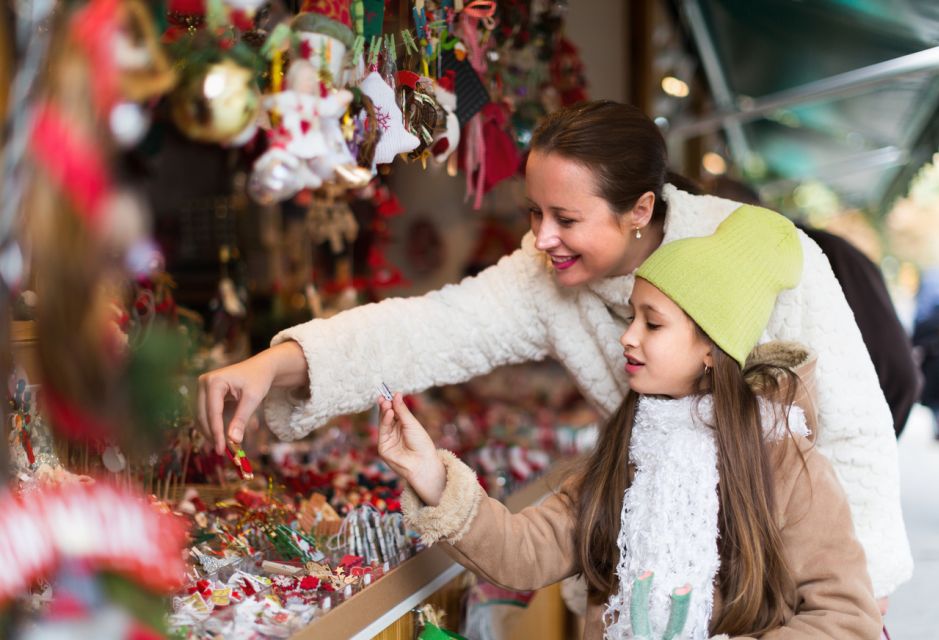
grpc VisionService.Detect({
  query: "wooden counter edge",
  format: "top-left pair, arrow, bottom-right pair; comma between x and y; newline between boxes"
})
290,459 -> 576,639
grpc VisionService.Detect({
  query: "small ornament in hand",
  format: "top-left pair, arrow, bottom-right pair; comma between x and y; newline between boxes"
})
226,440 -> 254,480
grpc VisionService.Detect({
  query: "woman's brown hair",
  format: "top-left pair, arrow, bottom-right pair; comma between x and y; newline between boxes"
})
572,335 -> 803,636
529,100 -> 678,222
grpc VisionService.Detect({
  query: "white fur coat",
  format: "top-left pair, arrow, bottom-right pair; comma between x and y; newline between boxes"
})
264,184 -> 912,596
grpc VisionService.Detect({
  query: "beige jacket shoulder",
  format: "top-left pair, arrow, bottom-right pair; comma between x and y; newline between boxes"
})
404,439 -> 881,639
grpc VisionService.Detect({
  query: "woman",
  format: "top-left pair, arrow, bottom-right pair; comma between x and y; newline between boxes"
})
197,100 -> 910,601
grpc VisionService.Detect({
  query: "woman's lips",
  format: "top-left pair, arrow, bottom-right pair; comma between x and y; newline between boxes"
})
550,255 -> 579,270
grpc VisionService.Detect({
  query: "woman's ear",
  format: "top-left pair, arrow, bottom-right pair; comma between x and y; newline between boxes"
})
628,191 -> 656,229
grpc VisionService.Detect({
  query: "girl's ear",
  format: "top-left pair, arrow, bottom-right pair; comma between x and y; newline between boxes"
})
703,350 -> 714,369
627,191 -> 656,228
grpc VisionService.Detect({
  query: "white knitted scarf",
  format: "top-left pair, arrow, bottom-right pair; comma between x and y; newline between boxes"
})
603,395 -> 808,640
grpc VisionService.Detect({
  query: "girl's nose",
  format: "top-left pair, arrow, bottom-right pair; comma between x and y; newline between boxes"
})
620,323 -> 637,349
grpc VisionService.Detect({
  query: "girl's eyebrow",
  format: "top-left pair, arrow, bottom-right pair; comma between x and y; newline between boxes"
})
627,299 -> 662,315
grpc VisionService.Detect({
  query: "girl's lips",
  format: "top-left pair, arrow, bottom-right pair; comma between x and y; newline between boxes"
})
624,355 -> 644,375
550,255 -> 579,271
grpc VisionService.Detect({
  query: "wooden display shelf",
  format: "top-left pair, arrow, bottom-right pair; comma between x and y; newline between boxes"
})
292,462 -> 572,639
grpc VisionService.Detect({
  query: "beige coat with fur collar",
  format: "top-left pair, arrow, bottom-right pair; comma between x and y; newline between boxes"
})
402,345 -> 881,639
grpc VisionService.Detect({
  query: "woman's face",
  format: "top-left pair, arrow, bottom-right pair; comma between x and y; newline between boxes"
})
526,151 -> 637,287
619,278 -> 712,398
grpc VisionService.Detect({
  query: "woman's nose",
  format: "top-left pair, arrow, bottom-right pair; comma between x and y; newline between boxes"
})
533,221 -> 559,251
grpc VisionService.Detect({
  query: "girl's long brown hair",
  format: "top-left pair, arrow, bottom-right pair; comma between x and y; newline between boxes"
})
573,338 -> 804,636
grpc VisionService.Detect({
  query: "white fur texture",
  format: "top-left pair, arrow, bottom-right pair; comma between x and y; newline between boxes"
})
603,396 -> 809,640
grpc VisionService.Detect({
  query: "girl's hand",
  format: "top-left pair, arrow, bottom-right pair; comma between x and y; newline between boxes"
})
378,393 -> 446,506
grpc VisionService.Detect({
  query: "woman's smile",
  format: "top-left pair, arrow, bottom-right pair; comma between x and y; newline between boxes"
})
549,254 -> 579,270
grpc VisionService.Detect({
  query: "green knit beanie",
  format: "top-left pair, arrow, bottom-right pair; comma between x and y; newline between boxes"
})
635,205 -> 803,367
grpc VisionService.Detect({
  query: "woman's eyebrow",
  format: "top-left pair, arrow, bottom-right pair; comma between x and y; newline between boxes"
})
525,198 -> 579,214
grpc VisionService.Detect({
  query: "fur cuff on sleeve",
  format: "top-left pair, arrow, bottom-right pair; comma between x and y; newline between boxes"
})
401,450 -> 482,546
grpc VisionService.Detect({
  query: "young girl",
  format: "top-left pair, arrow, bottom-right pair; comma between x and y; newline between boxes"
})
377,206 -> 882,639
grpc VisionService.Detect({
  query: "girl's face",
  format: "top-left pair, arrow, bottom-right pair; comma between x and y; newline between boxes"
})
526,151 -> 641,287
619,278 -> 713,398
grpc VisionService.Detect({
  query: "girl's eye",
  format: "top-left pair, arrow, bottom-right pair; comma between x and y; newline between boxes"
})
646,322 -> 661,330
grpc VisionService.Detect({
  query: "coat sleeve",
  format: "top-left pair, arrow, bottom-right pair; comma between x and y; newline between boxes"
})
402,450 -> 579,592
765,232 -> 912,596
752,442 -> 883,640
262,242 -> 552,440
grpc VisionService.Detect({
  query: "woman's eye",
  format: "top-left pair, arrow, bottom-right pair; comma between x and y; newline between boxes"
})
528,207 -> 542,218
557,217 -> 575,227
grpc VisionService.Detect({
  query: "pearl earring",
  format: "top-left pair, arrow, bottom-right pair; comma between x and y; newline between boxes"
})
704,364 -> 711,376
634,226 -> 642,240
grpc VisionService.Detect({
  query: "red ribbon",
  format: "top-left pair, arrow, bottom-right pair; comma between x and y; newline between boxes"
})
42,385 -> 114,443
29,103 -> 113,231
70,0 -> 121,116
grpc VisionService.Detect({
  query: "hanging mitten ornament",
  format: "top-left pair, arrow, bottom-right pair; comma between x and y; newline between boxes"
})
359,71 -> 419,166
459,101 -> 522,197
248,147 -> 306,205
431,71 -> 460,163
441,49 -> 489,127
396,71 -> 441,162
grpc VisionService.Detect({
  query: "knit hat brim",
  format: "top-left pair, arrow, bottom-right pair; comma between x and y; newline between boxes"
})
636,205 -> 803,367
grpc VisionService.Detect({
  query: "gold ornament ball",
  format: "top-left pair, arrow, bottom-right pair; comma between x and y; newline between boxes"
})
170,59 -> 260,143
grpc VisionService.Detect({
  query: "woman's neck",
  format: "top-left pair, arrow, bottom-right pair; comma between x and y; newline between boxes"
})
617,217 -> 667,277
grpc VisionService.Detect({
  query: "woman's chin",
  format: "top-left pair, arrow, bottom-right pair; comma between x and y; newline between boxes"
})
552,266 -> 591,287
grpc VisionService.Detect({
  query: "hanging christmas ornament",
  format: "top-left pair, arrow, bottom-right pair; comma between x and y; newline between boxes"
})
109,101 -> 150,147
431,71 -> 460,163
347,90 -> 380,170
306,197 -> 359,254
115,0 -> 177,103
292,0 -> 355,84
396,71 -> 441,162
101,444 -> 128,473
248,147 -> 305,204
359,71 -> 419,166
170,58 -> 260,144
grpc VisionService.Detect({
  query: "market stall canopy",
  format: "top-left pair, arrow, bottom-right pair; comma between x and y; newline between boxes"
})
667,0 -> 939,214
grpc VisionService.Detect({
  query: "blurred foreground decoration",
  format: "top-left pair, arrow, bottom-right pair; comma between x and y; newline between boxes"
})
2,1 -> 190,634
23,0 -> 189,456
0,482 -> 188,639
